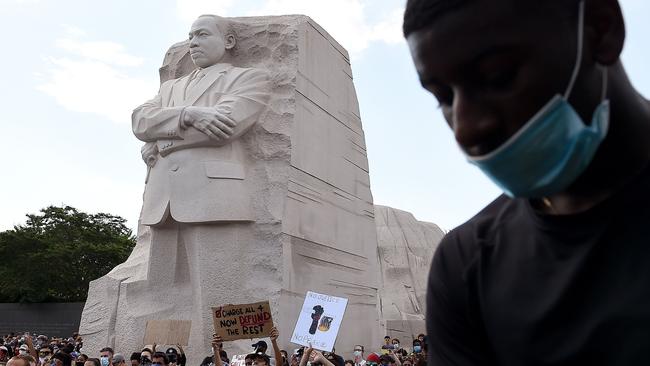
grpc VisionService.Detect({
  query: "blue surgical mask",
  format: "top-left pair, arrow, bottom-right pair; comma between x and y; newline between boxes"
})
101,357 -> 110,366
466,0 -> 609,198
413,346 -> 421,353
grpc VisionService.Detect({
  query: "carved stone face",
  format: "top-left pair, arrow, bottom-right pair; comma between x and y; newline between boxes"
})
188,17 -> 228,68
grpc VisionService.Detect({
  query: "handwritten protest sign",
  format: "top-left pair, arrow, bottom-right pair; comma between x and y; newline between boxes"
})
290,291 -> 348,352
212,301 -> 273,341
143,320 -> 192,346
230,355 -> 247,366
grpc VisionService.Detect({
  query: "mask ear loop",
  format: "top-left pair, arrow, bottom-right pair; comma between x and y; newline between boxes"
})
564,0 -> 585,98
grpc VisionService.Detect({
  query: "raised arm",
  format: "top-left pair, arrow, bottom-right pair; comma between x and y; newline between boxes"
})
25,335 -> 38,364
299,346 -> 313,366
211,334 -> 223,366
269,326 -> 283,366
310,351 -> 334,366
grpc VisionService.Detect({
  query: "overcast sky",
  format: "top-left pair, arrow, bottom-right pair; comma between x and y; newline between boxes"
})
1,0 -> 648,233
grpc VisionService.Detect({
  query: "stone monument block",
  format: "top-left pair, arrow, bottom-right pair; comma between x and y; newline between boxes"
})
374,205 -> 444,340
79,15 -> 382,362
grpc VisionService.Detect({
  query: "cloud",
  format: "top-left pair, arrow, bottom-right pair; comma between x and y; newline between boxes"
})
54,38 -> 144,67
176,0 -> 235,22
37,28 -> 157,124
368,7 -> 404,45
253,0 -> 404,56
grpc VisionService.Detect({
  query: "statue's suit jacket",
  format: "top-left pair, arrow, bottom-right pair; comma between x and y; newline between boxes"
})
132,62 -> 270,225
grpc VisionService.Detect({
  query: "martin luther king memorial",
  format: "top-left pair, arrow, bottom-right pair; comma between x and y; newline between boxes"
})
78,15 -> 442,361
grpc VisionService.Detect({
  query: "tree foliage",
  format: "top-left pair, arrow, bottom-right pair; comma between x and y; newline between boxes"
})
0,205 -> 136,302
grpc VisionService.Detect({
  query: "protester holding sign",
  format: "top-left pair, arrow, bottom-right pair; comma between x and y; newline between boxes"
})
268,327 -> 282,366
212,302 -> 273,341
290,292 -> 348,352
210,326 -> 283,366
208,334 -> 228,366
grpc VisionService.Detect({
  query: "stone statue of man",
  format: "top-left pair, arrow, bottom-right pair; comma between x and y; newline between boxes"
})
131,14 -> 270,350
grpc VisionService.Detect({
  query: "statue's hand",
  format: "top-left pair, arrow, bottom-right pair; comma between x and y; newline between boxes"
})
183,106 -> 236,141
141,142 -> 158,167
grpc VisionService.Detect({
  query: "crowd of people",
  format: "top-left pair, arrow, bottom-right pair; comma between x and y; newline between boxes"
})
0,330 -> 428,366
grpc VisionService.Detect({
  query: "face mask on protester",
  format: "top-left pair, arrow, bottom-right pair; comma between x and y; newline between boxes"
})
353,351 -> 361,357
101,357 -> 110,366
19,350 -> 28,356
412,346 -> 421,354
465,0 -> 609,198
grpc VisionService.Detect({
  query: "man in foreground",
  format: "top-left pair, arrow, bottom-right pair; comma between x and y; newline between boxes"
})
404,0 -> 650,364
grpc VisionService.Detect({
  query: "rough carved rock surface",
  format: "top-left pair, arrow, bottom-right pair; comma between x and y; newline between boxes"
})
374,205 -> 444,340
79,15 -> 382,362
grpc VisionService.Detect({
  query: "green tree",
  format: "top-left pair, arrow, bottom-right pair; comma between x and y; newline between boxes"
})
0,205 -> 136,302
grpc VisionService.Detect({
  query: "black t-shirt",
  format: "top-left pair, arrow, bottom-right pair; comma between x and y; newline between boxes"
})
426,164 -> 650,366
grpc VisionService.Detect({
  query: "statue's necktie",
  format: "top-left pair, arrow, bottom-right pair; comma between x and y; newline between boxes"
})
185,70 -> 206,96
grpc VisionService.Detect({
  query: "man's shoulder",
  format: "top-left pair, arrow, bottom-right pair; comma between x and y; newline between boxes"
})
435,194 -> 520,273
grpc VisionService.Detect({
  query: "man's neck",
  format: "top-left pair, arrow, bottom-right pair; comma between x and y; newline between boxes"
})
542,64 -> 650,215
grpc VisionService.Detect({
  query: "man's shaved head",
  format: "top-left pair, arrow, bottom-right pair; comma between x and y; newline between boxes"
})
403,0 -> 582,37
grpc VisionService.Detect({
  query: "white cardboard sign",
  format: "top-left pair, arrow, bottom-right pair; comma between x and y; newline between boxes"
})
290,291 -> 348,352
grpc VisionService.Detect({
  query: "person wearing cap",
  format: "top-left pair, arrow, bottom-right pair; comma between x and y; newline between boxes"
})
251,341 -> 267,356
18,345 -> 29,357
363,354 -> 379,366
164,346 -> 185,366
111,354 -> 126,366
250,326 -> 280,366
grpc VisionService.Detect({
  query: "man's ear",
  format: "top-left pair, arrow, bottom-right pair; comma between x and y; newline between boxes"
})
224,34 -> 236,50
585,0 -> 625,65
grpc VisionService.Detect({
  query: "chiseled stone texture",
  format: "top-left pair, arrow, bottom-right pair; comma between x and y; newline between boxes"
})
374,205 -> 444,340
80,15 -> 382,362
